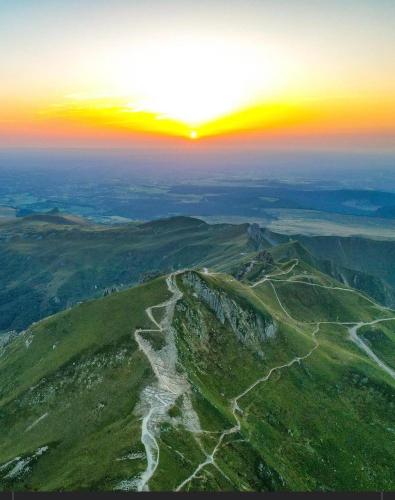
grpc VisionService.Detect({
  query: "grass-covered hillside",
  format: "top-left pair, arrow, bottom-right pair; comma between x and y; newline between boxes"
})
0,247 -> 394,491
297,233 -> 395,306
0,277 -> 171,490
248,226 -> 395,308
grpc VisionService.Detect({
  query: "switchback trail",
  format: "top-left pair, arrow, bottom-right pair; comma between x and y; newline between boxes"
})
250,258 -> 299,288
261,260 -> 395,381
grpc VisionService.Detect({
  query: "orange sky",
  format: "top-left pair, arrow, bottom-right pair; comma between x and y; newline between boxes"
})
1,1 -> 394,151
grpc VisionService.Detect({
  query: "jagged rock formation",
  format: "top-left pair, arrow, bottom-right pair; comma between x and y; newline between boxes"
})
182,271 -> 277,350
256,249 -> 274,266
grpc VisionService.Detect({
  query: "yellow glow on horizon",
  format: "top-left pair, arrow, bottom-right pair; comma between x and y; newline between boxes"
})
35,35 -> 395,143
43,35 -> 291,139
39,92 -> 395,144
109,37 -> 283,127
1,1 -> 395,149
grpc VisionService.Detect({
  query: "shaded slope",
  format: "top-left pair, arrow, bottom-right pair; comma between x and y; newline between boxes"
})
3,212 -> 395,338
0,214 -> 251,334
249,228 -> 395,308
297,234 -> 395,306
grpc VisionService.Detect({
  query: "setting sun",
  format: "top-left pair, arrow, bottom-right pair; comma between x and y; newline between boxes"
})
44,35 -> 289,139
1,0 -> 394,148
109,37 -> 282,126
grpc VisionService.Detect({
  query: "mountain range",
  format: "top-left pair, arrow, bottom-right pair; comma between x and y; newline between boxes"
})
0,214 -> 394,491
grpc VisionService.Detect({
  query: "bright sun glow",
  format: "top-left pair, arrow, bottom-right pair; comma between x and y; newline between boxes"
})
54,30 -> 359,142
100,36 -> 285,135
4,2 -> 395,147
49,35 -> 295,139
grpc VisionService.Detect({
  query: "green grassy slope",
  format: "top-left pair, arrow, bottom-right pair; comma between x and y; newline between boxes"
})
0,277 -> 170,490
1,237 -> 395,491
0,248 -> 395,491
2,213 -> 395,337
359,322 -> 395,370
160,268 -> 395,491
256,235 -> 395,308
297,234 -> 395,307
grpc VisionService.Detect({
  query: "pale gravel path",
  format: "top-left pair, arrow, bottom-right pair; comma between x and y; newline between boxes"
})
132,272 -> 201,492
348,319 -> 395,380
126,258 -> 395,491
261,263 -> 395,379
175,258 -> 395,490
251,258 -> 299,288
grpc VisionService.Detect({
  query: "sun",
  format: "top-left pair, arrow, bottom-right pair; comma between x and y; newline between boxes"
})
56,35 -> 287,139
108,36 -> 282,131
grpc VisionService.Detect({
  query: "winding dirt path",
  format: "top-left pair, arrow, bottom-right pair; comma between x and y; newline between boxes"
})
348,319 -> 395,380
250,258 -> 299,288
261,261 -> 395,380
132,258 -> 394,491
175,323 -> 320,491
175,259 -> 395,490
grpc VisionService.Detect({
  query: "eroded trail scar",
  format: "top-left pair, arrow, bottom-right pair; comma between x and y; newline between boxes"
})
132,273 -> 200,492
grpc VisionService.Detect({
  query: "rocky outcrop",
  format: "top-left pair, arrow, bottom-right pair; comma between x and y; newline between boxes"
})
235,260 -> 256,280
235,250 -> 275,280
182,272 -> 277,351
247,224 -> 282,251
256,249 -> 274,266
247,223 -> 266,250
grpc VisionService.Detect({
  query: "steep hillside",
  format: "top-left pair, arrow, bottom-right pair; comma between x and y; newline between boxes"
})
0,277 -> 171,490
0,251 -> 394,491
248,225 -> 395,308
297,234 -> 395,306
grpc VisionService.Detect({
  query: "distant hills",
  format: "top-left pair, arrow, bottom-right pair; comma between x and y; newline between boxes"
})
1,213 -> 395,336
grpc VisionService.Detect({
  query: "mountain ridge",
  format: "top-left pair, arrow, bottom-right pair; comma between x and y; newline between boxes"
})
2,213 -> 395,337
1,243 -> 394,491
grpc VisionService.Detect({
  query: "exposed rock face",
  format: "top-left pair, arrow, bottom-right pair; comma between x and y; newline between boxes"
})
182,272 -> 277,350
235,260 -> 256,280
0,330 -> 18,354
247,223 -> 264,249
235,249 -> 275,280
256,249 -> 274,266
103,285 -> 119,296
247,224 -> 286,249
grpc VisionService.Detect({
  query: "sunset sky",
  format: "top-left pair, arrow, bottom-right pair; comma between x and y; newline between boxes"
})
1,0 -> 394,150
